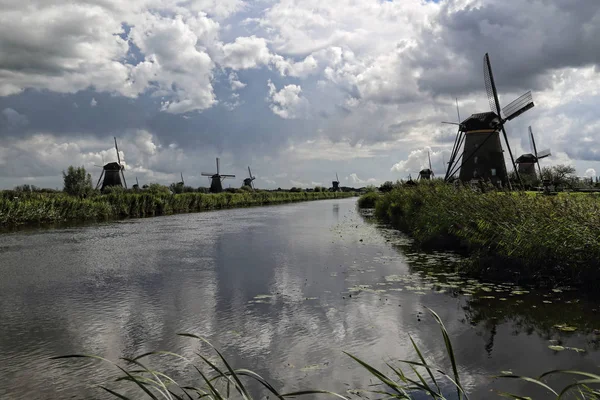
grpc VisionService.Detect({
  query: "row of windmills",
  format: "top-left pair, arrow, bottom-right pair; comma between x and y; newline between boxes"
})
94,144 -> 261,193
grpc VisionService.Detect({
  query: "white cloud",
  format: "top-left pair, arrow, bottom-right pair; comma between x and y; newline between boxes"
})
266,80 -> 309,119
348,173 -> 377,185
391,147 -> 450,177
585,168 -> 597,178
221,36 -> 272,70
228,72 -> 246,90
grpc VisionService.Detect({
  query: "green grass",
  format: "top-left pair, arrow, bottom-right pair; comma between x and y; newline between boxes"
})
53,309 -> 600,399
0,191 -> 357,226
358,181 -> 600,288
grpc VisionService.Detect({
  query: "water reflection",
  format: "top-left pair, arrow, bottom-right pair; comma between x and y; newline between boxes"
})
1,199 -> 599,399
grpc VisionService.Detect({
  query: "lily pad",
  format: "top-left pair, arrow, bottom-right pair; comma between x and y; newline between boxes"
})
548,345 -> 565,351
554,324 -> 577,332
254,294 -> 274,299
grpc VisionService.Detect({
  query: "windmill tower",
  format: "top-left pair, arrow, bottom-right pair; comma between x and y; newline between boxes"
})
95,137 -> 127,191
418,151 -> 434,180
243,166 -> 256,189
332,173 -> 341,192
201,158 -> 235,193
515,126 -> 551,182
445,53 -> 535,188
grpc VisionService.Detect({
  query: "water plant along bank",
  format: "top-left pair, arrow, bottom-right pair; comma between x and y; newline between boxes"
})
0,190 -> 356,226
359,182 -> 600,288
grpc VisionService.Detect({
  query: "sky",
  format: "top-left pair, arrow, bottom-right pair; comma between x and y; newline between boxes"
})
0,0 -> 599,189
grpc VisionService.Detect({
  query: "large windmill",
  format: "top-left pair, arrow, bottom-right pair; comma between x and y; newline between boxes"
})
515,126 -> 551,181
418,151 -> 434,180
95,137 -> 127,191
332,173 -> 341,192
201,158 -> 235,193
243,166 -> 256,189
445,53 -> 535,189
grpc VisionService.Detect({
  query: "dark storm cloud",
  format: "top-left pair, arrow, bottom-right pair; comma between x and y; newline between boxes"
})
410,0 -> 600,98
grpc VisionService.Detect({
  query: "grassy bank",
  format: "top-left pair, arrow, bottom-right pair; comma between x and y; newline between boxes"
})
54,309 -> 600,399
359,182 -> 600,287
0,191 -> 356,226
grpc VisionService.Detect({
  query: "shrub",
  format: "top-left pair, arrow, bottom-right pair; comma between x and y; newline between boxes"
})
357,191 -> 379,208
63,166 -> 93,197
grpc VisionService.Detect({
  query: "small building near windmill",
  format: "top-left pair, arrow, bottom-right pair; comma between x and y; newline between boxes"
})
457,112 -> 508,187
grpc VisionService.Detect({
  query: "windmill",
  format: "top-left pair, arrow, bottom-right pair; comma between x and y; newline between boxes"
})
332,173 -> 341,192
201,158 -> 235,193
133,177 -> 140,190
95,137 -> 127,191
243,166 -> 256,189
515,126 -> 551,181
445,53 -> 535,189
418,151 -> 434,180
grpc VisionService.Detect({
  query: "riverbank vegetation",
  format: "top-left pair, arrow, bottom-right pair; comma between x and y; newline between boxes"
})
0,189 -> 356,226
54,309 -> 600,399
358,181 -> 600,288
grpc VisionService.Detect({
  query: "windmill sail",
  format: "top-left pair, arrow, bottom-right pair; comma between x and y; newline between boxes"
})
502,91 -> 534,121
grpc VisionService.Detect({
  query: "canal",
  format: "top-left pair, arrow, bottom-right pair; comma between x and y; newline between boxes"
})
1,197 -> 599,399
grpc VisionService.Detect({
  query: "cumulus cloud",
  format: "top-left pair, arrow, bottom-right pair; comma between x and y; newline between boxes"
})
391,147 -> 450,177
266,80 -> 309,119
348,173 -> 377,185
585,168 -> 597,178
1,0 -> 600,189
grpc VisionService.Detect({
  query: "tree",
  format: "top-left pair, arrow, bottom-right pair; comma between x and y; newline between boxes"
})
379,181 -> 395,193
541,164 -> 577,188
63,166 -> 92,197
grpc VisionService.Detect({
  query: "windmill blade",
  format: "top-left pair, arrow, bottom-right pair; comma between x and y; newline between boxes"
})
442,121 -> 462,126
181,172 -> 184,185
221,174 -> 235,178
336,172 -> 339,182
216,158 -> 220,175
502,91 -> 534,121
121,170 -> 127,189
201,172 -> 214,176
428,151 -> 432,171
483,53 -> 519,188
537,149 -> 551,159
483,53 -> 501,115
456,97 -> 461,123
248,166 -> 253,179
95,170 -> 105,190
528,126 -> 537,156
136,177 -> 139,186
114,137 -> 122,165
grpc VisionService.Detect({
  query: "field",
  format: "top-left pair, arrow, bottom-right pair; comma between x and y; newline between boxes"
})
359,182 -> 600,288
0,190 -> 356,226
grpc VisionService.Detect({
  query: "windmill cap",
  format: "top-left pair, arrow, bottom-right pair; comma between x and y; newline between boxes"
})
459,112 -> 501,132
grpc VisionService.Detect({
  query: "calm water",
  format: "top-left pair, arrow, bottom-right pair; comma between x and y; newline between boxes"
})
1,198 -> 600,399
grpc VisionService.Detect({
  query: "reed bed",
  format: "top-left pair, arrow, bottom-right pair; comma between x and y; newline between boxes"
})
0,191 -> 356,226
359,182 -> 600,287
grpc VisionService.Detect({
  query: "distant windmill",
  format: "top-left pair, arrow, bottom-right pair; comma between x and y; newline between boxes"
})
179,172 -> 185,186
95,137 -> 127,191
515,126 -> 551,180
418,151 -> 434,180
243,166 -> 256,189
201,158 -> 235,193
445,53 -> 535,188
133,176 -> 140,190
332,173 -> 341,192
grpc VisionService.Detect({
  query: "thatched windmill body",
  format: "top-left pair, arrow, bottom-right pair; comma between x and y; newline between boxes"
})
445,53 -> 535,188
332,173 -> 341,192
202,158 -> 235,193
243,167 -> 255,189
95,137 -> 127,191
515,126 -> 551,181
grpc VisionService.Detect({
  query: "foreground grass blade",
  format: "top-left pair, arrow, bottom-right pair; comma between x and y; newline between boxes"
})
51,354 -> 160,400
281,389 -> 350,399
409,336 -> 441,394
426,308 -> 463,400
495,375 -> 558,396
